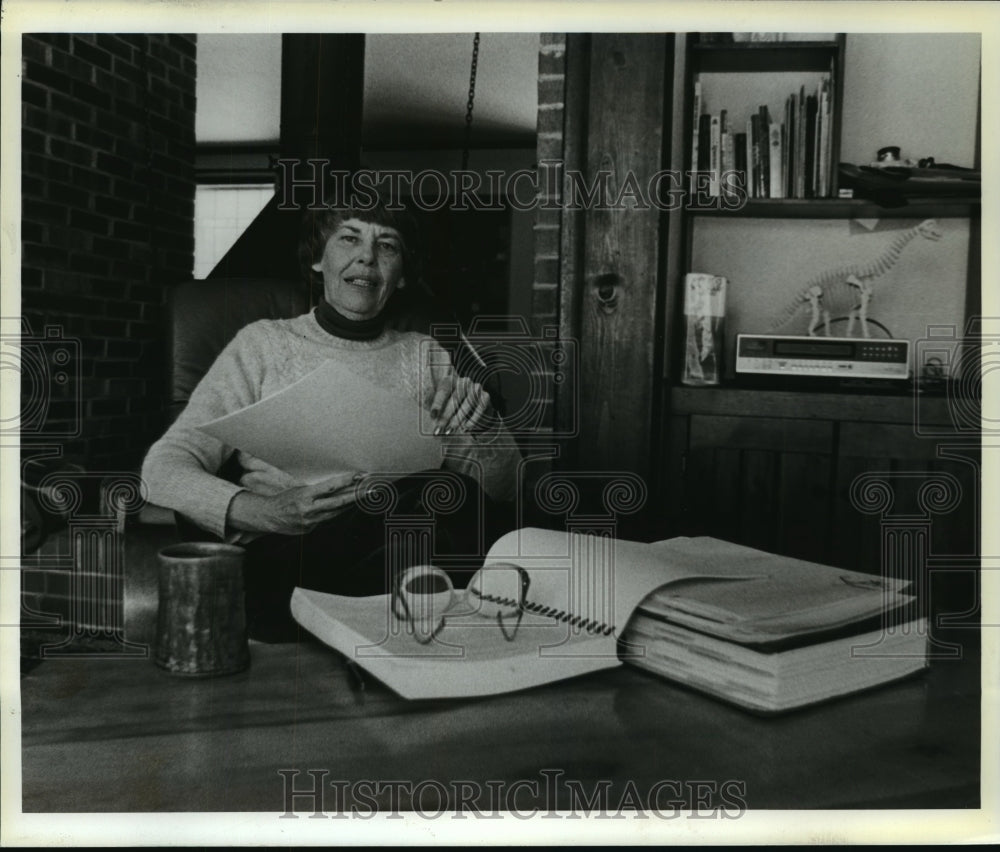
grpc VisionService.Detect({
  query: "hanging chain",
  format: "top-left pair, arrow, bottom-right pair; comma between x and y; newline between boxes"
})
461,33 -> 481,172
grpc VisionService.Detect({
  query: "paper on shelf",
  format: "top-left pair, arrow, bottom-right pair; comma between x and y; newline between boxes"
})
198,360 -> 443,484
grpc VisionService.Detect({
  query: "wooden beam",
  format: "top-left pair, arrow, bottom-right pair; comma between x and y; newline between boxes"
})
564,34 -> 673,479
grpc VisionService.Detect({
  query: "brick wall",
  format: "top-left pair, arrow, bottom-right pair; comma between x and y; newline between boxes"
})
530,34 -> 566,443
20,33 -> 197,474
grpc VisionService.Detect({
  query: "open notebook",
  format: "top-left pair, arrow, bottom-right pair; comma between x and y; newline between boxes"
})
290,528 -> 922,706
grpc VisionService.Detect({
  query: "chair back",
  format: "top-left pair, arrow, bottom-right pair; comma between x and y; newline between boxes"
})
168,279 -> 308,422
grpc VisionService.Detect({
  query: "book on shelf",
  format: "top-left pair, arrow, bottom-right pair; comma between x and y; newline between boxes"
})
693,68 -> 836,202
768,122 -> 783,198
698,113 -> 711,175
749,114 -> 761,199
690,77 -> 702,194
734,131 -> 748,197
291,528 -> 927,713
722,127 -> 735,201
757,105 -> 771,198
709,113 -> 721,196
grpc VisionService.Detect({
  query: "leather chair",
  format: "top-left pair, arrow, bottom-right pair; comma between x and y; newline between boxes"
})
167,278 -> 310,424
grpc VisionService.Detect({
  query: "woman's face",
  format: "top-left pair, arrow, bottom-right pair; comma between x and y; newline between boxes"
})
312,218 -> 406,320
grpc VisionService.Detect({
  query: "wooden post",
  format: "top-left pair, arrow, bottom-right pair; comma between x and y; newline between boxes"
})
559,35 -> 674,493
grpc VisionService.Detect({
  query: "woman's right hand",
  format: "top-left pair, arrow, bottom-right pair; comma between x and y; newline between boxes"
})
226,471 -> 365,535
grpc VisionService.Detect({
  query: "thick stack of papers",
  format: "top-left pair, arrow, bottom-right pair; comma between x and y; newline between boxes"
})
622,538 -> 926,713
291,529 -> 927,711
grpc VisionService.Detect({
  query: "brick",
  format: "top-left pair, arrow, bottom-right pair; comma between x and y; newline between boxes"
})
22,267 -> 44,290
36,33 -> 71,52
51,91 -> 94,123
536,108 -> 564,136
533,225 -> 561,256
103,301 -> 143,320
69,209 -> 109,233
21,128 -> 48,155
71,78 -> 113,111
167,34 -> 196,58
94,196 -> 132,219
86,279 -> 127,300
150,38 -> 184,70
72,38 -> 113,71
48,183 -> 92,209
74,123 -> 116,152
24,105 -> 73,139
113,179 -> 146,202
49,138 -> 95,167
24,60 -> 72,91
96,151 -> 134,179
92,237 -> 133,260
88,318 -> 128,338
538,51 -> 565,76
22,175 -> 46,199
21,37 -> 50,65
111,56 -> 144,85
128,282 -> 162,303
97,35 -> 136,63
112,138 -> 145,162
531,287 -> 559,316
536,136 -> 564,162
90,398 -> 129,416
111,97 -> 145,124
47,225 -> 93,253
111,220 -> 148,242
50,47 -> 96,82
66,167 -> 110,195
538,78 -> 565,105
21,221 -> 46,244
105,339 -> 143,359
72,253 -> 112,276
126,320 -> 158,338
534,258 -> 560,283
23,198 -> 68,225
22,81 -> 48,109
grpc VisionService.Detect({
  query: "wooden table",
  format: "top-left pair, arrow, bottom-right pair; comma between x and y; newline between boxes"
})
18,628 -> 981,816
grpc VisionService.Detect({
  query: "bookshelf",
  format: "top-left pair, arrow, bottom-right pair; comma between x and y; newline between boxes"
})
687,34 -> 845,206
657,33 -> 981,595
670,31 -> 981,386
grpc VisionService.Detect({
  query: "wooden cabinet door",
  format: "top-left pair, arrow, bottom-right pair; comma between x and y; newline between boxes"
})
679,414 -> 835,563
834,423 -> 979,620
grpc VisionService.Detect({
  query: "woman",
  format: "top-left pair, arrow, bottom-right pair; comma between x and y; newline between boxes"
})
142,200 -> 522,639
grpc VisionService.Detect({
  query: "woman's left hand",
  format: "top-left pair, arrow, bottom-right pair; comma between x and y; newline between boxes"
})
428,374 -> 495,435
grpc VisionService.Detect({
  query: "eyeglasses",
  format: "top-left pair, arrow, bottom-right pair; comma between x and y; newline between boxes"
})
391,564 -> 532,645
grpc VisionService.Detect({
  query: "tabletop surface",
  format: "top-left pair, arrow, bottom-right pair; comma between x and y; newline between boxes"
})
18,630 -> 981,814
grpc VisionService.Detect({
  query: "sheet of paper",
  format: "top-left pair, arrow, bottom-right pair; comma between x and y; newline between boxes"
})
478,528 -> 770,637
198,360 -> 443,483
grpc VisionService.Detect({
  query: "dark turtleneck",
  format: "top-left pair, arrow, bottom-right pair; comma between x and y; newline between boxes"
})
313,299 -> 385,341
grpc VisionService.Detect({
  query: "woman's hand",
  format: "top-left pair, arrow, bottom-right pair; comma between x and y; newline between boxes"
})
428,374 -> 496,435
237,452 -> 302,496
226,471 -> 365,535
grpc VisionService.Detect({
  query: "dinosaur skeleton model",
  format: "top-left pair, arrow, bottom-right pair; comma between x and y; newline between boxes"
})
769,219 -> 943,337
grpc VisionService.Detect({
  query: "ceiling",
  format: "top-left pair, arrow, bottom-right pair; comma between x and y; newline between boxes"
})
195,33 -> 540,150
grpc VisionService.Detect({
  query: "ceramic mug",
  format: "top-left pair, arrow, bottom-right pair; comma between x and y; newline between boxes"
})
154,542 -> 250,676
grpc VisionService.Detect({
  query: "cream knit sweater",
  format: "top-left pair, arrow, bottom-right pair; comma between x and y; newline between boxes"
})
141,312 -> 522,541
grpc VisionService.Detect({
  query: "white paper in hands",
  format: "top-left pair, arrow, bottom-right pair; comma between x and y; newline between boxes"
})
198,360 -> 443,484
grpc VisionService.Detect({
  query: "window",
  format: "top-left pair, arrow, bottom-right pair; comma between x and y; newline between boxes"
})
193,184 -> 275,279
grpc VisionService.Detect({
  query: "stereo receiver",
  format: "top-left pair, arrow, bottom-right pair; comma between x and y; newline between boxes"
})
735,334 -> 910,380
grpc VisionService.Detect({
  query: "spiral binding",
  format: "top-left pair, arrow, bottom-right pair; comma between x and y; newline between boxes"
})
469,586 -> 616,636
